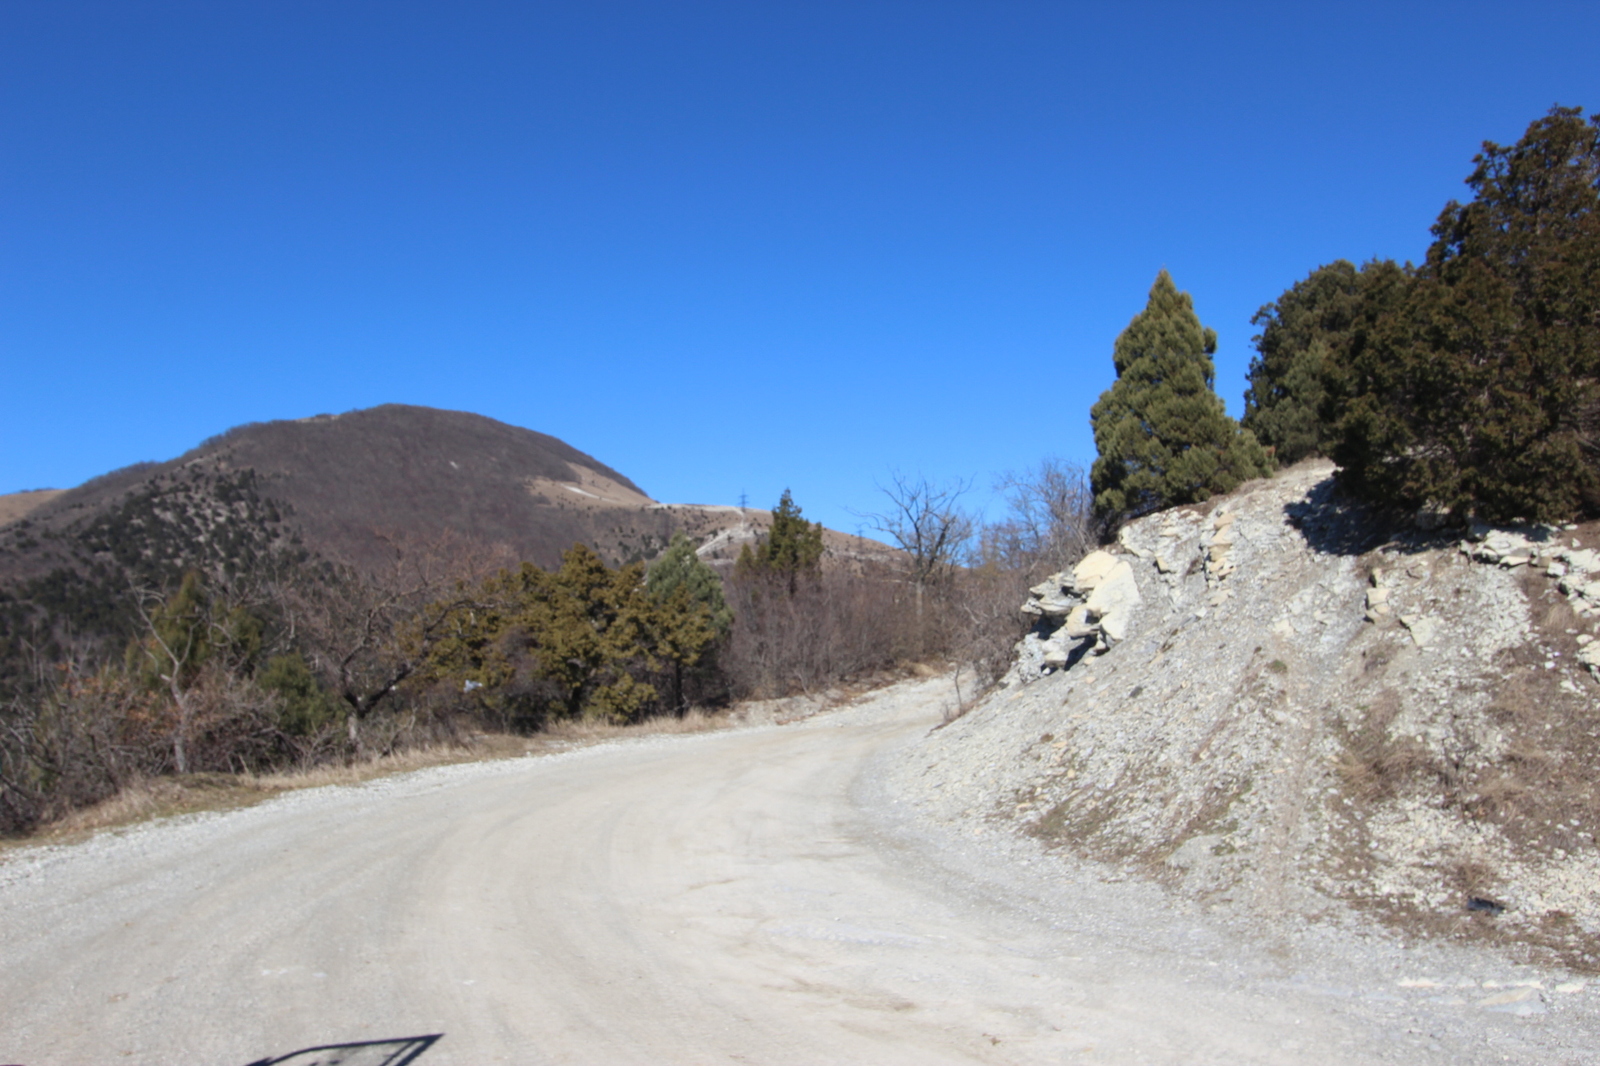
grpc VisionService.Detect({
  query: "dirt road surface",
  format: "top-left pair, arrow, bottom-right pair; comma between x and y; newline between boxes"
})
2,678 -> 1594,1064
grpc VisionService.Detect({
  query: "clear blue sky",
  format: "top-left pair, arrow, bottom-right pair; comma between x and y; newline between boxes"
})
3,2 -> 1595,536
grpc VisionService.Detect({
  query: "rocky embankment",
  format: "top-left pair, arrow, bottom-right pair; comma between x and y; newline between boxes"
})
896,460 -> 1600,972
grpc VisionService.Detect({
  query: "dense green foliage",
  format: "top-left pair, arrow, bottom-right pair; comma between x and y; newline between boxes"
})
1090,271 -> 1271,524
647,533 -> 732,637
647,533 -> 732,711
419,543 -> 719,725
1329,106 -> 1600,522
1242,259 -> 1409,465
124,570 -> 263,691
258,654 -> 343,737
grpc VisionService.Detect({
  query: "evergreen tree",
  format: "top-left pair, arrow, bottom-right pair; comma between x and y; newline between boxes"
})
419,546 -> 660,723
124,570 -> 266,772
1242,259 -> 1409,465
419,541 -> 735,724
526,544 -> 658,722
1332,106 -> 1600,522
647,533 -> 732,637
646,533 -> 727,712
258,653 -> 341,736
1090,271 -> 1271,525
734,489 -> 824,594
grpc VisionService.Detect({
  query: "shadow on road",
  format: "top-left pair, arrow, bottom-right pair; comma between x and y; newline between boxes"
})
244,1034 -> 441,1066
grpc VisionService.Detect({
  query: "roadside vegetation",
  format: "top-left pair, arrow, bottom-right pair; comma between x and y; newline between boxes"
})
0,469 -> 1095,837
1097,105 -> 1599,531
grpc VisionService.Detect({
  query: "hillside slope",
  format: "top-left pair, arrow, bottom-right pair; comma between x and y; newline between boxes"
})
0,490 -> 63,528
2,405 -> 885,576
0,405 -> 889,692
3,405 -> 664,576
896,460 -> 1600,971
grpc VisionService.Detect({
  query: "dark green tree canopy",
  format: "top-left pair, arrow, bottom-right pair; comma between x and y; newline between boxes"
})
735,489 -> 824,592
645,533 -> 727,711
415,541 -> 727,725
647,532 -> 732,638
1242,258 -> 1409,465
1090,270 -> 1271,525
1331,105 -> 1600,522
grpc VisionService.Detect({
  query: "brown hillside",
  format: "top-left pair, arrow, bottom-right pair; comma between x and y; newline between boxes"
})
2,403 -> 891,583
0,405 -> 894,697
0,490 -> 64,528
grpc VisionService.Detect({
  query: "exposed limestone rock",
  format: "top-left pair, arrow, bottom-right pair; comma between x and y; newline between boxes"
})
1365,582 -> 1391,622
1201,508 -> 1239,585
1072,550 -> 1122,593
1117,524 -> 1153,560
1460,523 -> 1559,567
900,458 -> 1600,967
1010,551 -> 1143,682
1021,577 -> 1076,619
1084,560 -> 1141,642
1400,613 -> 1440,647
1063,604 -> 1097,639
1461,522 -> 1600,618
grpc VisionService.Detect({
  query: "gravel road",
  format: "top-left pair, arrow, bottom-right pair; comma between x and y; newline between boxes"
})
2,677 -> 1595,1065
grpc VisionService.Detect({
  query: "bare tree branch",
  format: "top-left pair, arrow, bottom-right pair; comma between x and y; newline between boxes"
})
853,472 -> 975,592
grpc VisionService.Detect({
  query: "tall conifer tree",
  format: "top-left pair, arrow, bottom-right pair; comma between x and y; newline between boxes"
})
1241,258 -> 1409,466
734,489 -> 824,594
1090,271 -> 1270,525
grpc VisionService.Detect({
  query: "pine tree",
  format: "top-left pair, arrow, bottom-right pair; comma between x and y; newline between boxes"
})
419,546 -> 662,724
647,533 -> 732,637
1090,271 -> 1271,526
530,544 -> 658,721
734,489 -> 824,594
646,533 -> 728,712
1332,106 -> 1600,522
1241,259 -> 1409,465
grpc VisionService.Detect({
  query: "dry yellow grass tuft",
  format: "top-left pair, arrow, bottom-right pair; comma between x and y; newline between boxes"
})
544,708 -> 725,742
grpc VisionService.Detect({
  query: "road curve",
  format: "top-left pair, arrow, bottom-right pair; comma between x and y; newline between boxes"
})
0,678 -> 1519,1065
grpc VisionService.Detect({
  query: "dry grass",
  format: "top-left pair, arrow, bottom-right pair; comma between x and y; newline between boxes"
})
543,707 -> 727,742
1,709 -> 734,855
1458,571 -> 1600,848
1334,691 -> 1437,803
0,488 -> 64,527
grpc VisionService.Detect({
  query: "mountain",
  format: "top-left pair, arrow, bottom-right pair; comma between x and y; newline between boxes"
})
5,405 -> 659,576
0,404 -> 888,688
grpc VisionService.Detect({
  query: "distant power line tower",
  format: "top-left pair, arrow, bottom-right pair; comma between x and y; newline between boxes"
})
738,490 -> 748,510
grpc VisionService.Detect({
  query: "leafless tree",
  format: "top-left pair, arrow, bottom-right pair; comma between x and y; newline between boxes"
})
284,529 -> 511,757
722,565 -> 906,699
127,572 -> 272,774
854,472 -> 975,627
984,458 -> 1097,578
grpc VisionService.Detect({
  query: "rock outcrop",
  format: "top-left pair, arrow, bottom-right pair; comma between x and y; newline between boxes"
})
896,459 -> 1600,970
1012,550 -> 1143,674
1459,522 -> 1600,628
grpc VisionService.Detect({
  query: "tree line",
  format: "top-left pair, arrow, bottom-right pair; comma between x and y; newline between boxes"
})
1092,105 -> 1599,527
0,470 -> 1098,835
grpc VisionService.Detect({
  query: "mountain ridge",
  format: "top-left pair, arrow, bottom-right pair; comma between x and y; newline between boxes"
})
0,404 -> 891,693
